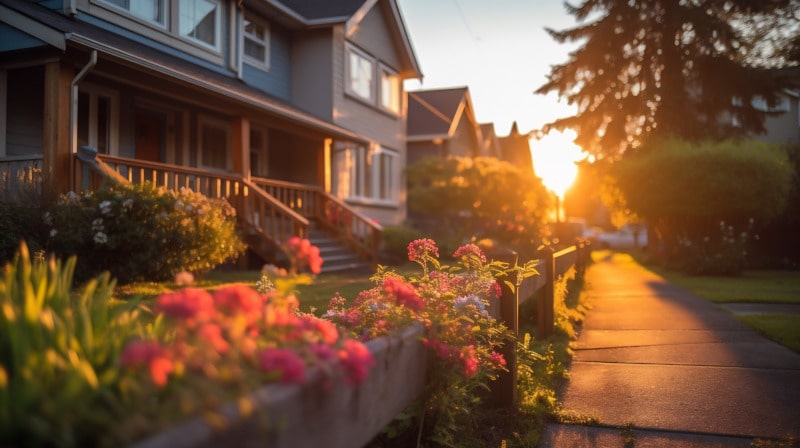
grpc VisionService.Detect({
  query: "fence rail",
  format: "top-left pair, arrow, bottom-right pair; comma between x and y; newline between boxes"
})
0,155 -> 43,202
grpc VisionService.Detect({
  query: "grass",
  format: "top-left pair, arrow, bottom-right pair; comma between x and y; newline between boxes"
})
637,256 -> 800,353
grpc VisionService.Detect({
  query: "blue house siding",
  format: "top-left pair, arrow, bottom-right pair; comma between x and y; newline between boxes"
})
0,24 -> 48,52
241,23 -> 292,101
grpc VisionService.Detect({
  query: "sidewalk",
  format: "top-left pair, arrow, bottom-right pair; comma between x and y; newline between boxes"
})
540,252 -> 800,448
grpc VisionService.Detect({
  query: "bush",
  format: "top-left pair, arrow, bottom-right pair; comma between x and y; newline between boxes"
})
45,183 -> 245,284
674,220 -> 754,275
0,202 -> 45,263
381,224 -> 425,261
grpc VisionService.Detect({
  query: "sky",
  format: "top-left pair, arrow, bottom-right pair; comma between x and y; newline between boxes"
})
397,0 -> 586,194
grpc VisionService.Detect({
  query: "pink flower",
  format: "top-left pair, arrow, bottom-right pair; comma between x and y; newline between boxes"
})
156,288 -> 215,325
490,351 -> 506,367
383,276 -> 424,312
120,340 -> 174,387
213,284 -> 264,324
407,238 -> 439,262
338,339 -> 375,386
460,345 -> 479,378
307,245 -> 323,274
453,244 -> 487,263
257,348 -> 306,384
198,323 -> 229,354
300,315 -> 339,345
489,281 -> 502,299
311,343 -> 337,363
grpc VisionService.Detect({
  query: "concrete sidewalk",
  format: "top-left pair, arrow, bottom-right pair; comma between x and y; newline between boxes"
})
540,252 -> 800,448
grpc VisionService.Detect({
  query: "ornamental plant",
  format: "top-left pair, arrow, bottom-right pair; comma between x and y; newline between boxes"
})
45,182 -> 245,284
326,239 -> 523,445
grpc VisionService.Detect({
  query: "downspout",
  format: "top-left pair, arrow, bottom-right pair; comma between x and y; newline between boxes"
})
70,50 -> 97,188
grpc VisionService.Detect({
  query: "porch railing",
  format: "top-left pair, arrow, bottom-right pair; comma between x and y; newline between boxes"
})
72,152 -> 308,250
252,177 -> 382,262
0,155 -> 43,202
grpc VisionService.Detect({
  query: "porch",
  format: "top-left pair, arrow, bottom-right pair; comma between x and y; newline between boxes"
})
1,151 -> 381,273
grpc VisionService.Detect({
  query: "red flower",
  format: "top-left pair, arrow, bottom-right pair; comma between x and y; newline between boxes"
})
338,339 -> 375,386
460,345 -> 479,378
407,238 -> 439,261
156,288 -> 215,325
198,323 -> 230,354
383,276 -> 424,312
213,284 -> 264,324
301,315 -> 339,345
257,348 -> 307,384
453,244 -> 487,263
120,340 -> 174,387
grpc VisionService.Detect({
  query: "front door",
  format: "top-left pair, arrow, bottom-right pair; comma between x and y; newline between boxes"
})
135,110 -> 164,162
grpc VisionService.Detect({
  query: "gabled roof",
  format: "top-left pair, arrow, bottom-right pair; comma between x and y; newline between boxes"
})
407,87 -> 472,140
498,122 -> 534,174
268,0 -> 422,79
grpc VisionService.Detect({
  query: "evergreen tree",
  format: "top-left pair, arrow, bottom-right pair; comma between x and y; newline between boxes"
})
536,0 -> 798,159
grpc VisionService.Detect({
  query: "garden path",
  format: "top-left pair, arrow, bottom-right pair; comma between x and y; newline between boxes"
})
540,252 -> 800,447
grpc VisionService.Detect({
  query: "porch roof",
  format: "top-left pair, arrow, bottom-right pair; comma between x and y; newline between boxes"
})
0,0 -> 369,145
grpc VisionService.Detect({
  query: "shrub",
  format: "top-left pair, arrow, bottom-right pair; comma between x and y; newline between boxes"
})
381,224 -> 426,261
326,239 -> 536,445
0,202 -> 45,263
45,183 -> 245,284
674,220 -> 755,275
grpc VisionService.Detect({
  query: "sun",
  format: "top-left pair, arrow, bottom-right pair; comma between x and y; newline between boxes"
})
529,129 -> 584,198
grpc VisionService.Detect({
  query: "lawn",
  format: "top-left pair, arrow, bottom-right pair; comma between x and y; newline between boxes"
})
641,260 -> 800,353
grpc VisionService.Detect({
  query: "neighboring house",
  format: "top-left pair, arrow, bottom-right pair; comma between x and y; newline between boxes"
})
406,87 -> 483,165
751,90 -> 800,146
406,87 -> 534,172
497,121 -> 534,174
0,0 -> 422,269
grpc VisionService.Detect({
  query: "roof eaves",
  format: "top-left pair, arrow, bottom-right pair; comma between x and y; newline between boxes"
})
0,3 -> 66,50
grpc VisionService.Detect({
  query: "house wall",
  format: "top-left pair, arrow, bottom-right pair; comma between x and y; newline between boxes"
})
758,95 -> 800,145
348,3 -> 402,70
407,141 -> 441,166
241,21 -> 292,101
290,29 -> 334,120
0,24 -> 49,52
447,118 -> 479,158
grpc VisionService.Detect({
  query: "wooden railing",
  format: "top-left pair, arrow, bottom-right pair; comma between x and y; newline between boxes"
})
0,155 -> 43,202
252,177 -> 383,262
72,151 -> 308,250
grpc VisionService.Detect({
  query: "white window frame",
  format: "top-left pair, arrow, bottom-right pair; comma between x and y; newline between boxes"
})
91,0 -> 222,54
197,115 -> 231,171
242,13 -> 270,70
77,83 -> 120,156
379,64 -> 401,115
98,0 -> 167,27
332,142 -> 399,205
345,44 -> 375,104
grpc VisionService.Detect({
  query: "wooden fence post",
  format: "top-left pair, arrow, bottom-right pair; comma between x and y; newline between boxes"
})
537,246 -> 556,339
489,249 -> 518,409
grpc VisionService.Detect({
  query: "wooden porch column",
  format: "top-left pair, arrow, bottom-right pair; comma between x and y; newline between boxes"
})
232,115 -> 250,181
43,61 -> 73,193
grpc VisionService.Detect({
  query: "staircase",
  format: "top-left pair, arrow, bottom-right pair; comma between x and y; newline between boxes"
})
307,222 -> 372,274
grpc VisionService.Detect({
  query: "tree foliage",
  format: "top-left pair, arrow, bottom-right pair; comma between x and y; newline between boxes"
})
406,156 -> 551,248
612,138 -> 792,239
537,0 -> 798,159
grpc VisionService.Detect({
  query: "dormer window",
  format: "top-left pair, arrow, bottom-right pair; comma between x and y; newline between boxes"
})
380,65 -> 400,114
102,0 -> 165,25
243,14 -> 270,69
178,0 -> 219,48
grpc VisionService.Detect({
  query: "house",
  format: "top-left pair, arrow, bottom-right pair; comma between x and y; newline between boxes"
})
406,87 -> 534,173
0,0 -> 422,269
406,87 -> 483,165
751,90 -> 800,146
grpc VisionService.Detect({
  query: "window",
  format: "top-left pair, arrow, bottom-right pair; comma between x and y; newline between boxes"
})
179,0 -> 219,47
198,116 -> 230,170
332,143 -> 399,203
102,0 -> 165,25
346,46 -> 374,102
243,14 -> 269,68
96,0 -> 220,50
380,66 -> 400,114
77,84 -> 119,155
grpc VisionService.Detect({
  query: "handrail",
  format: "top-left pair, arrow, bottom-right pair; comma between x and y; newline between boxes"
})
0,155 -> 43,202
251,177 -> 383,262
72,152 -> 308,252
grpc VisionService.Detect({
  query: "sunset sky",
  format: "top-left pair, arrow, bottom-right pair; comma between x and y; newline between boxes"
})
398,0 -> 587,194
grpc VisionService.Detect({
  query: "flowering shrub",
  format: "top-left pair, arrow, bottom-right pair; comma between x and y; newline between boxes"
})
325,239 -> 517,444
674,219 -> 756,276
45,182 -> 245,283
284,236 -> 323,275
